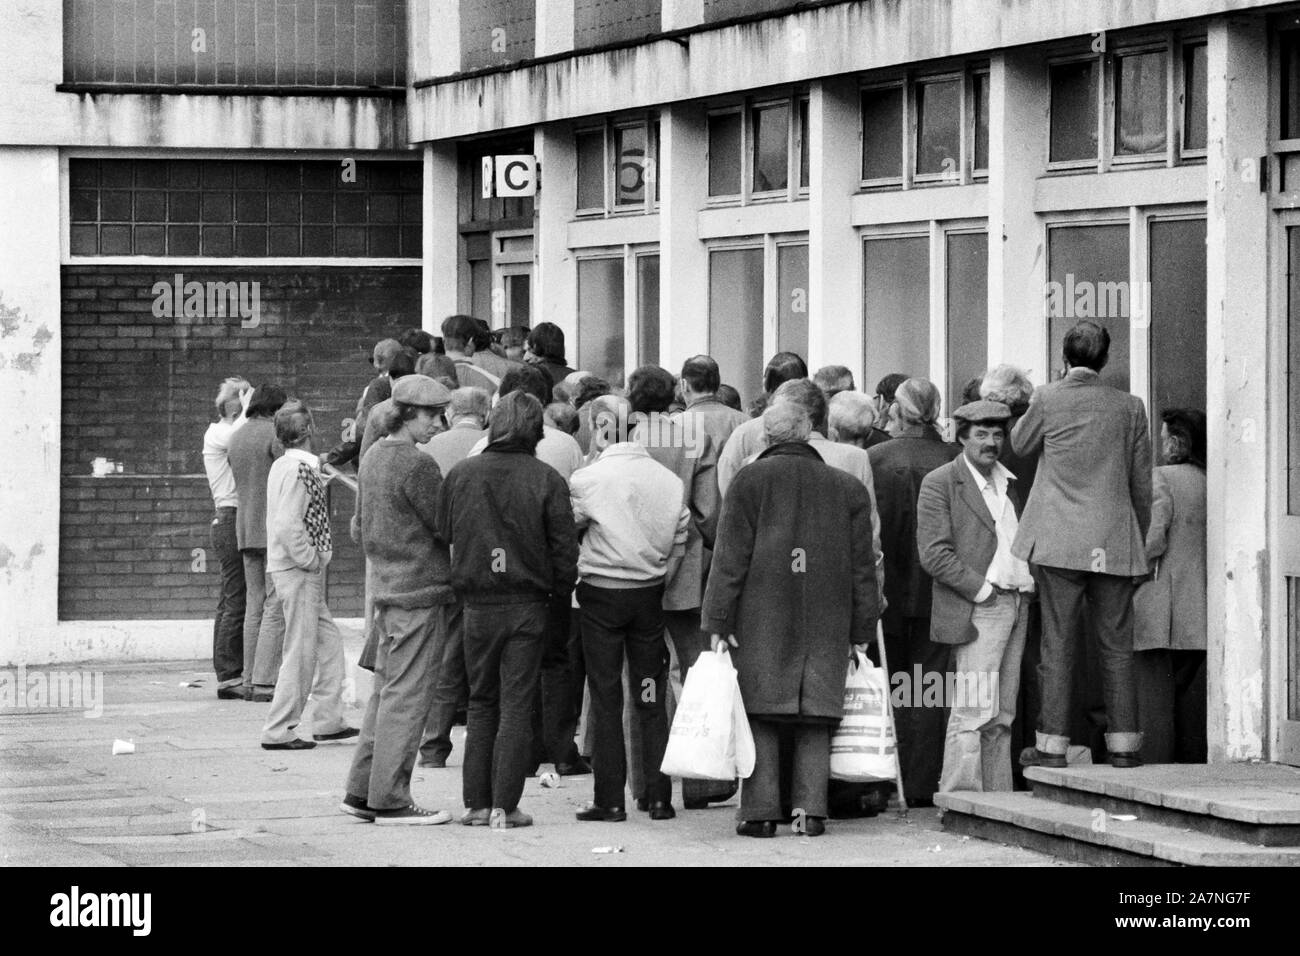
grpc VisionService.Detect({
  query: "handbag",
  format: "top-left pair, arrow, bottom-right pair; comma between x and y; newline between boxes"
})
830,650 -> 898,782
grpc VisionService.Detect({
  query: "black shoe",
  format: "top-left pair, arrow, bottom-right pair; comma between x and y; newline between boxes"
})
1019,746 -> 1067,769
683,781 -> 739,810
556,758 -> 593,776
1109,752 -> 1143,768
314,727 -> 360,742
634,797 -> 649,812
648,801 -> 676,821
801,816 -> 826,837
736,821 -> 777,838
418,754 -> 448,769
250,689 -> 274,702
217,686 -> 248,701
261,739 -> 316,751
575,805 -> 627,822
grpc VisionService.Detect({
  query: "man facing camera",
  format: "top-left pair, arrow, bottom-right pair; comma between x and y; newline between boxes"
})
918,401 -> 1033,792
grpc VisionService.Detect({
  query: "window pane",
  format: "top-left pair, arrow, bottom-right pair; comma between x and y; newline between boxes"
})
1289,226 -> 1300,512
709,248 -> 765,409
752,102 -> 789,193
637,254 -> 660,366
946,232 -> 988,414
1149,218 -> 1207,439
1183,43 -> 1207,151
974,73 -> 990,171
1115,50 -> 1167,156
615,124 -> 648,206
863,236 -> 929,391
1046,224 -> 1130,393
915,78 -> 961,177
777,244 -> 809,357
799,99 -> 810,189
579,130 -> 603,208
507,273 -> 531,328
861,87 -> 903,180
470,259 -> 492,325
1049,60 -> 1098,162
708,112 -> 742,196
1285,33 -> 1300,140
652,120 -> 661,202
578,258 -> 625,386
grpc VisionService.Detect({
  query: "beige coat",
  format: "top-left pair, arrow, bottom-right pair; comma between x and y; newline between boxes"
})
1133,464 -> 1207,651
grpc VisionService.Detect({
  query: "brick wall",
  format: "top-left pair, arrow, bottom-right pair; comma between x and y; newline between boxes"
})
59,265 -> 421,620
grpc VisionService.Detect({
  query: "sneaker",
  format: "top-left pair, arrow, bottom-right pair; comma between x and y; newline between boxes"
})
373,805 -> 452,826
461,808 -> 491,826
339,794 -> 376,822
314,727 -> 360,743
489,807 -> 533,829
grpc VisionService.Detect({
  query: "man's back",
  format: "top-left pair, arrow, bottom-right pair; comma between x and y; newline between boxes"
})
421,422 -> 487,477
1010,369 -> 1152,575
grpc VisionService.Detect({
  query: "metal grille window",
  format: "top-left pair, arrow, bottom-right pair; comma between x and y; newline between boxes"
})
68,159 -> 422,258
62,0 -> 406,89
574,0 -> 661,50
459,0 -> 535,72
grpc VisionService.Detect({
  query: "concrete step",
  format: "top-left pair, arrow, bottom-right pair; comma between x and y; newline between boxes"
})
1024,764 -> 1300,846
935,791 -> 1300,867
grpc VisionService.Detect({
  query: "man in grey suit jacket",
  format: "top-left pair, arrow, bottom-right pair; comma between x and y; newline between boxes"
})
1011,321 -> 1152,768
919,401 -> 1034,792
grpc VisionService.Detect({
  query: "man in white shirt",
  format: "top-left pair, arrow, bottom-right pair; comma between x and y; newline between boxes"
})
917,401 -> 1032,793
202,376 -> 250,699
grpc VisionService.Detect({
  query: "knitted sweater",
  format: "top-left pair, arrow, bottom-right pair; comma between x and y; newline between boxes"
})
358,437 -> 455,608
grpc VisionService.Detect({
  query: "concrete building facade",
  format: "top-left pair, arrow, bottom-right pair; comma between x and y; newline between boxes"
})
1,0 -> 1297,766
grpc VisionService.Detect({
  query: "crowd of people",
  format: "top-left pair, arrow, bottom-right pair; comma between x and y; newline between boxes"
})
200,315 -> 1209,835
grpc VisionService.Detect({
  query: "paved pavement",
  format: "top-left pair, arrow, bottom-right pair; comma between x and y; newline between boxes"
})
0,659 -> 1069,867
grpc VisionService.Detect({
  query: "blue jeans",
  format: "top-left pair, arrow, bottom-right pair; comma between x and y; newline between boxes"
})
210,508 -> 245,686
462,601 -> 547,812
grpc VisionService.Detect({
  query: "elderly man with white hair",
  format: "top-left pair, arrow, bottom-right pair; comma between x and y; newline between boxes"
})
704,401 -> 881,838
827,391 -> 880,449
203,376 -> 252,700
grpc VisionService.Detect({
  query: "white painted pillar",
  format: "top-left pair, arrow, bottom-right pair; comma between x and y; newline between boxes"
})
988,49 -> 1048,383
534,123 -> 577,347
0,147 -> 63,665
423,142 -> 459,331
658,101 -> 709,367
808,76 -> 862,383
1205,16 -> 1269,762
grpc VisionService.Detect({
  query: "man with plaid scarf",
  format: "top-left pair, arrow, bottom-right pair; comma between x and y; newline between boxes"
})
261,400 -> 356,750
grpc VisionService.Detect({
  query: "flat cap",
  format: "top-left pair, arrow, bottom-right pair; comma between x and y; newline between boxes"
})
952,399 -> 1013,425
392,374 -> 452,408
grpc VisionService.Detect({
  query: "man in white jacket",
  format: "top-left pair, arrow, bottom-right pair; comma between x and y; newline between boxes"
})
260,400 -> 355,751
570,434 -> 689,823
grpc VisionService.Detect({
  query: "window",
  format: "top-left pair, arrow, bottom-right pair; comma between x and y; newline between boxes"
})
946,232 -> 989,411
1115,50 -> 1168,156
973,71 -> 990,172
863,236 -> 930,392
1046,223 -> 1131,392
752,102 -> 790,193
861,67 -> 986,188
575,116 -> 659,215
578,258 -> 625,385
1049,60 -> 1099,163
708,112 -> 743,196
1149,217 -> 1207,433
68,159 -> 422,258
798,99 -> 811,189
709,248 -> 766,406
637,254 -> 661,367
707,94 -> 807,201
777,244 -> 809,357
1048,35 -> 1205,168
1182,42 -> 1207,152
1284,31 -> 1300,140
574,247 -> 659,386
577,130 -> 606,210
915,77 -> 962,178
861,86 -> 904,181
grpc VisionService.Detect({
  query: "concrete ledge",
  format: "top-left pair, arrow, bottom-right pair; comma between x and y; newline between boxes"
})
937,791 -> 1300,866
1025,764 -> 1300,826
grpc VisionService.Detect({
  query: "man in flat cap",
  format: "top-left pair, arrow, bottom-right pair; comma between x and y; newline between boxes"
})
917,400 -> 1034,792
342,374 -> 458,825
